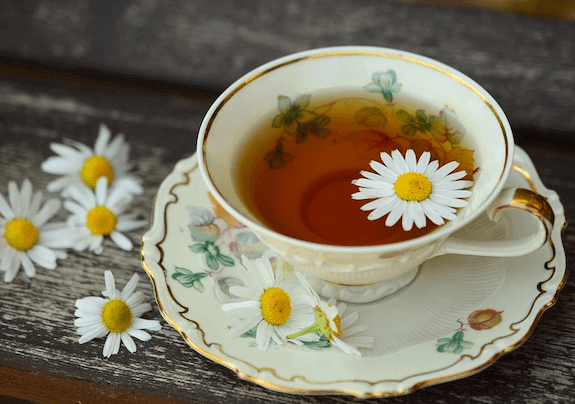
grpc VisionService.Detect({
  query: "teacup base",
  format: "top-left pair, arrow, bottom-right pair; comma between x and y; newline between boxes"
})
303,267 -> 419,304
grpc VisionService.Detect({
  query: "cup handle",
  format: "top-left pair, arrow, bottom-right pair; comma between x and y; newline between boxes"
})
438,188 -> 554,257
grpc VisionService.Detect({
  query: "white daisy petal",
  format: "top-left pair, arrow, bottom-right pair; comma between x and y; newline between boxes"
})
125,329 -> 152,341
1,246 -> 16,271
20,252 -> 36,278
31,198 -> 61,228
27,245 -> 57,270
391,149 -> 409,173
428,161 -> 460,182
78,323 -> 109,343
121,273 -> 139,300
385,199 -> 407,227
103,332 -> 120,357
8,182 -> 22,217
95,177 -> 108,205
228,316 -> 261,338
405,149 -> 417,172
41,157 -> 76,175
401,203 -> 415,231
20,179 -> 32,217
256,320 -> 272,350
368,161 -> 398,182
366,196 -> 402,221
0,193 -> 14,219
104,270 -> 116,299
120,332 -> 137,353
46,176 -> 74,193
416,152 -> 431,173
27,191 -> 43,219
222,300 -> 261,318
110,231 -> 133,251
94,124 -> 112,155
115,218 -> 148,232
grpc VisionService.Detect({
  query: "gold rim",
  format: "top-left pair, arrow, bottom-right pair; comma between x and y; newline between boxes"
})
201,49 -> 512,250
140,156 -> 567,398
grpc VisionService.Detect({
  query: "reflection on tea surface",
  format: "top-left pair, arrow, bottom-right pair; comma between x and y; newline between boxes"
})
235,89 -> 475,246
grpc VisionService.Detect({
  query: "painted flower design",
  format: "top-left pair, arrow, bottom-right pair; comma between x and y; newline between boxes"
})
41,123 -> 143,197
439,107 -> 466,144
74,270 -> 161,357
221,255 -> 317,350
188,206 -> 220,242
271,95 -> 331,144
171,266 -> 208,292
64,176 -> 147,254
437,330 -> 473,354
467,309 -> 503,330
272,95 -> 314,135
0,179 -> 72,282
190,240 -> 234,271
352,149 -> 473,231
229,230 -> 266,260
364,70 -> 402,102
288,272 -> 374,356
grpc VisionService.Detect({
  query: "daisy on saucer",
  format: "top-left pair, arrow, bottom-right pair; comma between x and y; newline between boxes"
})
221,255 -> 318,350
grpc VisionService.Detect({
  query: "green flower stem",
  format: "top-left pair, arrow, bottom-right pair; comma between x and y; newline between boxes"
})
286,322 -> 321,340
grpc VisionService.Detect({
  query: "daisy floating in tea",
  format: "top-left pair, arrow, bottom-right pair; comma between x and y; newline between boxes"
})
352,149 -> 473,231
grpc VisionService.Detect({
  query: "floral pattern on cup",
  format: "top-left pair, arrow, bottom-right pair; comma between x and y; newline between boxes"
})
263,70 -> 474,179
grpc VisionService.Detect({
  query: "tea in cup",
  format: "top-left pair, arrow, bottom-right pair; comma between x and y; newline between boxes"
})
197,46 -> 553,303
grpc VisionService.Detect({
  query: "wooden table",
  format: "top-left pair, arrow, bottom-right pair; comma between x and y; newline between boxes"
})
1,1 -> 574,403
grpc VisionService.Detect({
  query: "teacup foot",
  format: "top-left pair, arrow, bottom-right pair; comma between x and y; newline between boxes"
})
303,267 -> 419,304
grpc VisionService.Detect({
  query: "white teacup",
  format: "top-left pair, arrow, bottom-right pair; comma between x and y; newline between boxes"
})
197,46 -> 553,303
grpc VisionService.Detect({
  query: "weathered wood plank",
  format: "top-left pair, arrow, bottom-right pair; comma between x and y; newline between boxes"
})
0,0 -> 574,133
0,65 -> 574,404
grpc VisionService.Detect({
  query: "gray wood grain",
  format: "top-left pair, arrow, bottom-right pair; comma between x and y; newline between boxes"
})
1,0 -> 574,133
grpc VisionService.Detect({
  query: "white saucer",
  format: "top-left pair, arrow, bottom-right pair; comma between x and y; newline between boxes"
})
141,146 -> 567,398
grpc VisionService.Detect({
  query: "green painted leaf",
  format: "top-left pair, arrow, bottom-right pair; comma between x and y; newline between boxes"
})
301,336 -> 332,350
354,107 -> 387,128
205,253 -> 220,270
190,243 -> 208,253
217,253 -> 235,267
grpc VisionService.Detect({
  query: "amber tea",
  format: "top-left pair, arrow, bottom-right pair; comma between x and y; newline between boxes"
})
234,90 -> 475,246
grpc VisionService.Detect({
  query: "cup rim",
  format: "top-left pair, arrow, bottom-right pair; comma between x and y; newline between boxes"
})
197,45 -> 514,253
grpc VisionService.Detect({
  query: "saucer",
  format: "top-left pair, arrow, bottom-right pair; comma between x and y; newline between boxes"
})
141,146 -> 567,398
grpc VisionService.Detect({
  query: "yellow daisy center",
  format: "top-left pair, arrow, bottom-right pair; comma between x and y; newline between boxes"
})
4,219 -> 39,251
260,287 -> 292,326
86,206 -> 117,235
332,315 -> 343,337
81,155 -> 114,189
394,172 -> 432,201
101,299 -> 132,333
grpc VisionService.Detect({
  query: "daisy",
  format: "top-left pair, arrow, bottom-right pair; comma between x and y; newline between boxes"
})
41,123 -> 143,197
64,176 -> 147,254
74,270 -> 161,357
287,272 -> 374,356
221,255 -> 317,350
352,149 -> 473,231
0,179 -> 72,282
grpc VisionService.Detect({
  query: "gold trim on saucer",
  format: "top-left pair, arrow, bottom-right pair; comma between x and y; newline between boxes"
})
140,155 -> 567,398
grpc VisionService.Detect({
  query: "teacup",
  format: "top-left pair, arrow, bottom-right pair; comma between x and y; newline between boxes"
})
197,46 -> 553,303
